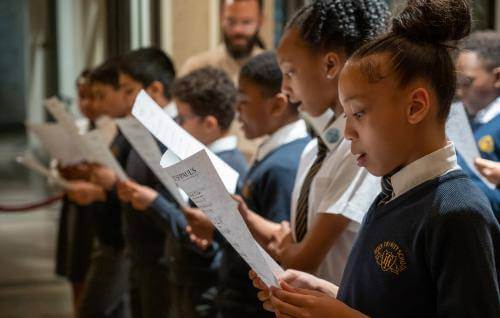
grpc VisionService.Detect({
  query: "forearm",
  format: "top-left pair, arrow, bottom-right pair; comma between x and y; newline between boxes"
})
245,210 -> 281,247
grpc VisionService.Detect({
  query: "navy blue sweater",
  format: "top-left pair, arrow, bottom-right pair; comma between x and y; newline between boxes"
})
457,153 -> 500,222
338,170 -> 500,318
474,114 -> 500,162
217,137 -> 310,315
150,148 -> 248,285
122,142 -> 171,266
94,131 -> 130,250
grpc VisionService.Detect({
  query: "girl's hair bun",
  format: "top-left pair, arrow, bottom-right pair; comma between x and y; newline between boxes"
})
392,0 -> 471,45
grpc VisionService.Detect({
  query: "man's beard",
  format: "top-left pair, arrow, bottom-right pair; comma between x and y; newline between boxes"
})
223,32 -> 260,60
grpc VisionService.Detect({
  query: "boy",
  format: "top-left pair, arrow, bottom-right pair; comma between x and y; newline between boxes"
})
456,30 -> 500,161
218,52 -> 310,317
66,57 -> 132,318
456,30 -> 500,219
113,47 -> 177,318
124,66 -> 248,318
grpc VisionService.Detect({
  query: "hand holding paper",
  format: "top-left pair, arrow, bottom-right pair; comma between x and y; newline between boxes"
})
164,149 -> 283,287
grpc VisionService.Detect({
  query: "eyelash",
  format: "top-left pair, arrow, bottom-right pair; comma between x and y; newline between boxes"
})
354,111 -> 364,119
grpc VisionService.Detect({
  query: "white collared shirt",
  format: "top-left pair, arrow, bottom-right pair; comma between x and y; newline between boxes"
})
163,101 -> 178,118
290,112 -> 380,284
390,142 -> 460,201
474,97 -> 500,124
208,135 -> 238,154
253,119 -> 309,163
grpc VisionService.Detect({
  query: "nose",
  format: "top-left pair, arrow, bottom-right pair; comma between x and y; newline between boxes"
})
344,115 -> 357,142
281,76 -> 292,97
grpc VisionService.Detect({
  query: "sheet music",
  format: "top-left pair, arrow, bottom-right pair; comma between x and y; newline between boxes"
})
27,123 -> 86,166
131,90 -> 239,194
16,154 -> 70,189
446,102 -> 495,188
82,130 -> 127,181
116,117 -> 186,205
44,97 -> 127,180
164,149 -> 283,287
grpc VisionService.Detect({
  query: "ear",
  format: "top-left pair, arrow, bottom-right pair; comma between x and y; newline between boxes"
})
493,66 -> 500,89
202,115 -> 219,131
406,87 -> 431,125
323,51 -> 341,81
269,93 -> 289,117
146,81 -> 165,100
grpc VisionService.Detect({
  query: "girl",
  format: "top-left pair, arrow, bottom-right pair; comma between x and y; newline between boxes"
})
252,0 -> 500,317
236,0 -> 388,286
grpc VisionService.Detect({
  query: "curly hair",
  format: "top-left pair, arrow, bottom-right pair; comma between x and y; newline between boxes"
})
287,0 -> 389,55
462,31 -> 500,71
172,67 -> 236,131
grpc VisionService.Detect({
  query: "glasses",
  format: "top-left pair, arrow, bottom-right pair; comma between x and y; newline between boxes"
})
174,114 -> 199,125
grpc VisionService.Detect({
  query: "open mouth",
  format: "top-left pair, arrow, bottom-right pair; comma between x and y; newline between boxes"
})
356,153 -> 367,167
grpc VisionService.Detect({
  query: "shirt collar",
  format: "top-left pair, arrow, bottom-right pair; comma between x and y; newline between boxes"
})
303,108 -> 335,135
474,97 -> 500,124
390,141 -> 460,199
254,119 -> 309,162
163,101 -> 178,118
208,135 -> 238,154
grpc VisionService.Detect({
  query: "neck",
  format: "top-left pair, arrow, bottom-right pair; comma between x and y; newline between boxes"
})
405,126 -> 447,168
266,115 -> 299,135
204,130 -> 229,146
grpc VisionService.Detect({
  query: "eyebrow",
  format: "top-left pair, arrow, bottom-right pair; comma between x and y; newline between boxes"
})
343,94 -> 366,103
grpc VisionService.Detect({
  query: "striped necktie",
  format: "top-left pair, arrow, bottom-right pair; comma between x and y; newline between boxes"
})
378,175 -> 394,206
294,136 -> 329,242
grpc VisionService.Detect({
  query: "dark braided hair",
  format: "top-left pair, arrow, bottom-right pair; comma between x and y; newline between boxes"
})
287,0 -> 389,55
351,0 -> 471,121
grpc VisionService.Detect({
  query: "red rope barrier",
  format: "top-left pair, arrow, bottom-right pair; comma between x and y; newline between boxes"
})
0,193 -> 64,212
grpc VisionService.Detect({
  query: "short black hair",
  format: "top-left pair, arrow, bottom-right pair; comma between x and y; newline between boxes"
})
172,67 -> 236,131
240,51 -> 282,98
76,68 -> 92,86
119,47 -> 176,98
352,0 -> 471,121
90,57 -> 121,89
287,0 -> 389,55
462,31 -> 500,71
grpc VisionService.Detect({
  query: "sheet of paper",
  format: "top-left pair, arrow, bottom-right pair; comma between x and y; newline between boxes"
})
45,98 -> 127,180
116,117 -> 186,206
95,116 -> 118,146
164,149 -> 283,287
16,154 -> 69,189
82,130 -> 127,181
27,123 -> 86,166
44,97 -> 81,134
131,90 -> 239,194
446,102 -> 495,188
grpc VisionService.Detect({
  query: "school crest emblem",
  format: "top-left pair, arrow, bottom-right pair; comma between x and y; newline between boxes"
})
323,127 -> 340,144
478,135 -> 494,153
374,241 -> 407,275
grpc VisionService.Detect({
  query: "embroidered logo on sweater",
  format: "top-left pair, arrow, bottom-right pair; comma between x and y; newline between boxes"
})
374,241 -> 407,275
478,135 -> 494,153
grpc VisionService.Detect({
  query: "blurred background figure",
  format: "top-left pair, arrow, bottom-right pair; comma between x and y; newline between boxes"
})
0,0 -> 498,317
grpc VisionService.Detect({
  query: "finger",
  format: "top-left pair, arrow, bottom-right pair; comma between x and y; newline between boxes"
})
270,292 -> 304,317
262,300 -> 276,313
271,285 -> 313,307
257,290 -> 270,302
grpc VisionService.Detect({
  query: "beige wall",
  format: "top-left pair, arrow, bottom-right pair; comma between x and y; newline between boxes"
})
161,0 -> 275,70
